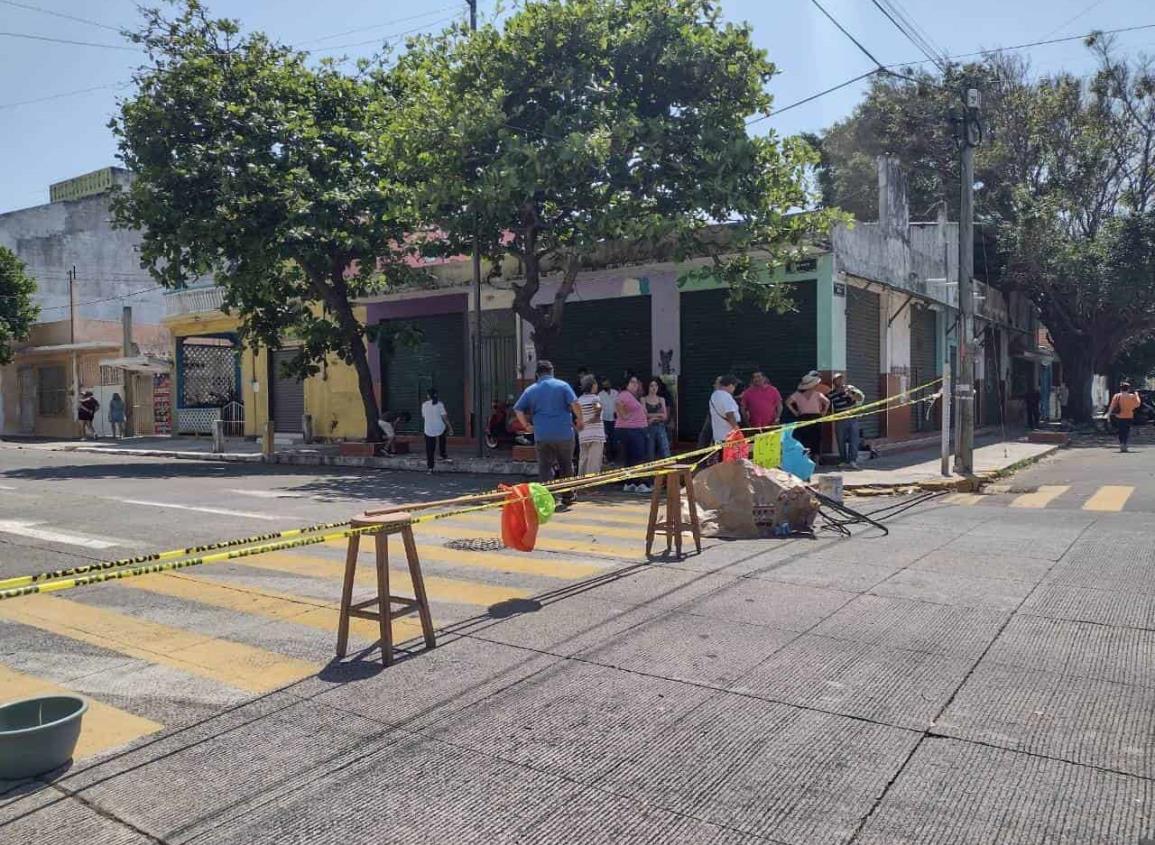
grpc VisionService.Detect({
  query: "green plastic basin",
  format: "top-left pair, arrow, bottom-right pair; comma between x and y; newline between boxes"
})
0,695 -> 88,779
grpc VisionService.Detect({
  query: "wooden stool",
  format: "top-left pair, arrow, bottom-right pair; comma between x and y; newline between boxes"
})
645,465 -> 703,558
336,512 -> 436,666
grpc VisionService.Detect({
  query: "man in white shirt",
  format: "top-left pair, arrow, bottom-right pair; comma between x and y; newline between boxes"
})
709,375 -> 742,443
421,389 -> 453,472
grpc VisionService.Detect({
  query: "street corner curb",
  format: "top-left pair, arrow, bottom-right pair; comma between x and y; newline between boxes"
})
843,444 -> 1061,497
973,444 -> 1061,487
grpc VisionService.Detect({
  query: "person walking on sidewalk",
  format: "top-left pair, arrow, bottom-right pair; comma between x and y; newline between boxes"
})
421,389 -> 452,472
576,374 -> 606,476
1108,381 -> 1141,453
515,360 -> 584,506
78,390 -> 99,439
827,373 -> 865,468
108,392 -> 126,439
615,375 -> 650,494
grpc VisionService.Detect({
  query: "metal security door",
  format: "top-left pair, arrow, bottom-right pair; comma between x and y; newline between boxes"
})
270,348 -> 306,433
18,367 -> 35,434
909,305 -> 938,432
845,286 -> 882,437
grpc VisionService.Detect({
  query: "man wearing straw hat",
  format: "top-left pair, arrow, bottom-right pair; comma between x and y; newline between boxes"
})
828,373 -> 865,468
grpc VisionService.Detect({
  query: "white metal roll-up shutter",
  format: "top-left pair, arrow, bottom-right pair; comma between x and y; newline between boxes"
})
270,348 -> 306,433
845,286 -> 882,437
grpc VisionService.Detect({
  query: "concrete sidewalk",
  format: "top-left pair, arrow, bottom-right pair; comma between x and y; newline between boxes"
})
818,434 -> 1060,493
2,430 -> 1060,491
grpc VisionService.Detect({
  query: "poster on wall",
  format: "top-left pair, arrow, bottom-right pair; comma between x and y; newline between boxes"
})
153,373 -> 172,435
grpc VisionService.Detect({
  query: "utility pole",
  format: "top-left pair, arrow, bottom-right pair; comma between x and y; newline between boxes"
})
468,0 -> 484,457
954,88 -> 981,475
122,306 -> 135,438
69,266 -> 80,436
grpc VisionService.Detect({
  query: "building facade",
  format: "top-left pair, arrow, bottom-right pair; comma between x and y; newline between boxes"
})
0,168 -> 172,438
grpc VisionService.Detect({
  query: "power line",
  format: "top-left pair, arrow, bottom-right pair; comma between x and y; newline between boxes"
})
890,21 -> 1155,69
309,15 -> 462,54
293,5 -> 461,47
747,69 -> 879,126
1039,0 -> 1108,41
0,0 -> 122,33
0,30 -> 138,51
0,81 -> 129,110
874,0 -> 949,70
869,0 -> 948,72
808,0 -> 887,71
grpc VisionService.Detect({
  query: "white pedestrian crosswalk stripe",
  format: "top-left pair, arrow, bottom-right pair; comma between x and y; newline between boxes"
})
1009,485 -> 1070,509
108,498 -> 283,520
0,519 -> 128,549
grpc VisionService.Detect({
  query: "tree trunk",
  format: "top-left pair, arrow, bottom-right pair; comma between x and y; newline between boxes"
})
314,273 -> 382,442
1052,338 -> 1094,422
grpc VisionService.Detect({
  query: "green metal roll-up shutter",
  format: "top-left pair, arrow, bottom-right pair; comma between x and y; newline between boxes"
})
845,286 -> 882,438
909,305 -> 938,432
548,295 -> 652,388
380,313 -> 467,434
679,282 -> 817,440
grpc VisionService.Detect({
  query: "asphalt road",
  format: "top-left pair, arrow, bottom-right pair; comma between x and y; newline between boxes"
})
0,437 -> 1152,844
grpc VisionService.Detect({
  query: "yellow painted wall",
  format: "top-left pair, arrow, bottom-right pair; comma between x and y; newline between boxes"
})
166,305 -> 372,441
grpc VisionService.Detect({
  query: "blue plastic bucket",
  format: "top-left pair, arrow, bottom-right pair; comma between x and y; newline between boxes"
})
0,695 -> 88,779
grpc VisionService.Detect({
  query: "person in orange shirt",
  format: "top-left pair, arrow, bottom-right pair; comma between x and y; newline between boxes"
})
1108,381 -> 1142,452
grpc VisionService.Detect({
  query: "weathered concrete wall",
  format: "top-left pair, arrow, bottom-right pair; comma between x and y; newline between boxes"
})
0,194 -> 165,325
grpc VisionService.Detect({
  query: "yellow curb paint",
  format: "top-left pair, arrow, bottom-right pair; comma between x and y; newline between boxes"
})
1082,485 -> 1135,512
212,553 -> 529,607
120,573 -> 423,643
1009,485 -> 1070,509
0,595 -> 316,694
0,662 -> 163,759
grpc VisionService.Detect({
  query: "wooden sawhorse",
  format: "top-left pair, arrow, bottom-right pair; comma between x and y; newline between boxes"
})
335,512 -> 436,666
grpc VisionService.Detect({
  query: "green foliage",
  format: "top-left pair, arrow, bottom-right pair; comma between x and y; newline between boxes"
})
392,0 -> 838,354
110,0 -> 424,439
0,247 -> 39,366
811,43 -> 1155,420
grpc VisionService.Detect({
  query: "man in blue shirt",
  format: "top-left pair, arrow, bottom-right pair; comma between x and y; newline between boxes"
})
515,359 -> 584,505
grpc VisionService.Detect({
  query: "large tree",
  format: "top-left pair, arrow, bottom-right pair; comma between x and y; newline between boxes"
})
111,1 -> 421,440
810,42 -> 1155,420
393,0 -> 835,359
0,246 -> 39,365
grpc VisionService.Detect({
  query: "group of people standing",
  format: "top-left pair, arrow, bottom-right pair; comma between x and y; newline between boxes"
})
515,362 -> 676,500
708,370 -> 865,467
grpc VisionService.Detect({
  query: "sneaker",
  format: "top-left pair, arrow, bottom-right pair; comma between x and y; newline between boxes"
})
623,483 -> 637,493
848,462 -> 859,470
442,457 -> 454,463
635,483 -> 652,494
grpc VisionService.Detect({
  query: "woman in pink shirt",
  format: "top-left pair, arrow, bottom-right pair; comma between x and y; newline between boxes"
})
786,372 -> 830,459
615,375 -> 650,493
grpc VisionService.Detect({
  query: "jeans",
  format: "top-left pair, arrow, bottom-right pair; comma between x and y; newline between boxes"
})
616,427 -> 646,470
645,422 -> 671,461
1117,418 -> 1132,449
535,440 -> 575,502
424,433 -> 447,469
603,420 -> 616,461
837,418 -> 860,464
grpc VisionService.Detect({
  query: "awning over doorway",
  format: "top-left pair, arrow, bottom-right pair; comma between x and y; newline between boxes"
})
98,355 -> 173,375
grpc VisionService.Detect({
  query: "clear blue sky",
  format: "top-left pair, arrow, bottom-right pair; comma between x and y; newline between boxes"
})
0,0 -> 1150,213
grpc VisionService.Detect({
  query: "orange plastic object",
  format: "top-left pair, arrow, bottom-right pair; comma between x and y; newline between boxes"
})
499,483 -> 539,552
722,429 -> 750,462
